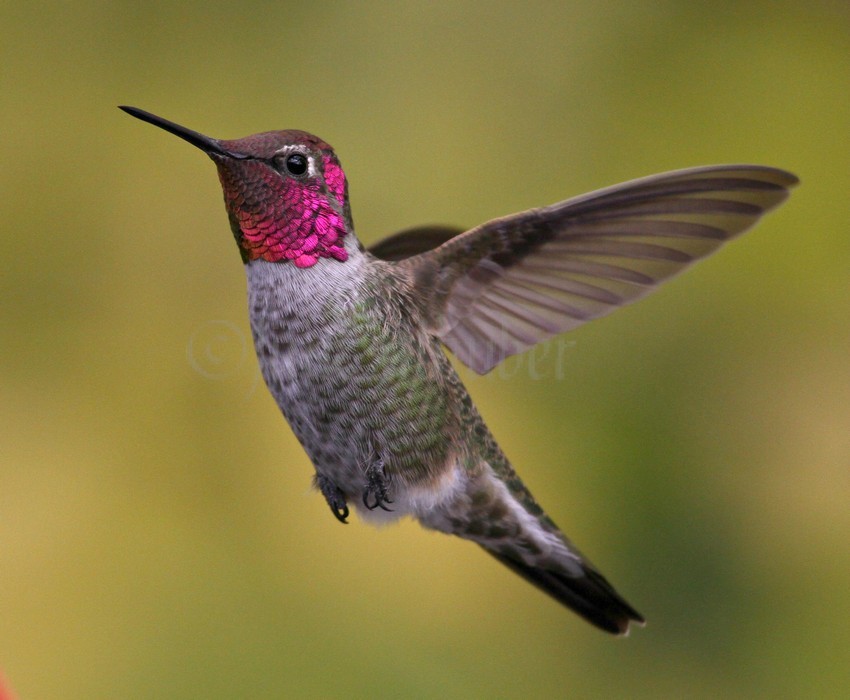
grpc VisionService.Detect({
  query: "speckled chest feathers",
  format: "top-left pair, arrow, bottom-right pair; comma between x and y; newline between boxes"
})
246,251 -> 475,519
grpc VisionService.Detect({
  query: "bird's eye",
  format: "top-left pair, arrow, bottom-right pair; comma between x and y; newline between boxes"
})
282,153 -> 308,176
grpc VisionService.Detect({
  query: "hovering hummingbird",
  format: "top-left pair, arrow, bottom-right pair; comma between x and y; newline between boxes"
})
120,105 -> 796,634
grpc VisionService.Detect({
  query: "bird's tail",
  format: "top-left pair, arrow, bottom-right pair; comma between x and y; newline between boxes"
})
419,461 -> 644,634
483,545 -> 644,635
453,469 -> 643,634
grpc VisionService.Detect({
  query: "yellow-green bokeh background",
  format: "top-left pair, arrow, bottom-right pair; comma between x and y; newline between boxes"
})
2,2 -> 848,698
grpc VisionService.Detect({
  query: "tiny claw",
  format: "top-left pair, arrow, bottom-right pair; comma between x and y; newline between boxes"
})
362,490 -> 394,512
332,503 -> 350,524
362,451 -> 394,512
315,474 -> 349,525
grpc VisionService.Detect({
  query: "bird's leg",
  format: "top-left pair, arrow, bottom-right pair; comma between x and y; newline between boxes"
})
314,474 -> 349,524
363,451 -> 393,512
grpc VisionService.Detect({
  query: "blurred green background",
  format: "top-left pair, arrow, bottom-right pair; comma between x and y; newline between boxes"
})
2,1 -> 848,698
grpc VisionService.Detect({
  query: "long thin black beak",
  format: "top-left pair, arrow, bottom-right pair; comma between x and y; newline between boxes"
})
119,106 -> 249,159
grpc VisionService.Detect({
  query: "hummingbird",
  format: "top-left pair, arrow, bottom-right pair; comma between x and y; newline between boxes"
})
120,105 -> 796,634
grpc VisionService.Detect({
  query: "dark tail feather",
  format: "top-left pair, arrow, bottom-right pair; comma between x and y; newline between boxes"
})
486,550 -> 645,635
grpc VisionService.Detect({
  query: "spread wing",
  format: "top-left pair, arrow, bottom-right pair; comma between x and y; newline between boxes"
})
399,165 -> 798,374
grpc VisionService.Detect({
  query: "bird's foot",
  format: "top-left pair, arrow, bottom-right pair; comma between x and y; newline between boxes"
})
363,456 -> 393,512
315,474 -> 349,524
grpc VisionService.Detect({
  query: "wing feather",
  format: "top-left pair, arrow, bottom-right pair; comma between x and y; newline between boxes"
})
398,165 -> 797,373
